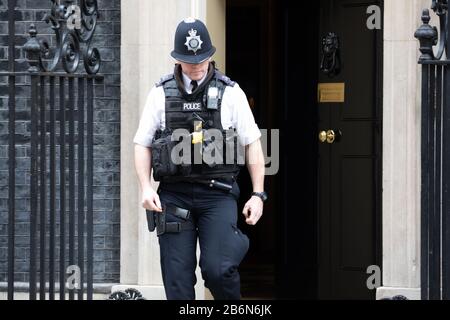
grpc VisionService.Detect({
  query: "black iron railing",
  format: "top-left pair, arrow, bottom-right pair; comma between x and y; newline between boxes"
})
415,0 -> 450,300
5,0 -> 102,300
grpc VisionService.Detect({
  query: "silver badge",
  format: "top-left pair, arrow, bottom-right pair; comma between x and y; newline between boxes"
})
185,28 -> 203,54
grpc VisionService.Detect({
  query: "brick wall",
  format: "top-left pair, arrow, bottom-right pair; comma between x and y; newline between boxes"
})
0,0 -> 121,284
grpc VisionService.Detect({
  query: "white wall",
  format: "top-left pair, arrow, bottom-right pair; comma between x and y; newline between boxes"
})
378,0 -> 433,300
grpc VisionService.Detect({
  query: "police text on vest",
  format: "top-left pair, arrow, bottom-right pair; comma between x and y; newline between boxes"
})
183,102 -> 202,111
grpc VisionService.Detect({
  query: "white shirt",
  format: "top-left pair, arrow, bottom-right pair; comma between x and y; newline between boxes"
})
133,74 -> 261,147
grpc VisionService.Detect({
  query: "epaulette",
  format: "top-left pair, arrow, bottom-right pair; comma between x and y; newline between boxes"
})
156,73 -> 175,87
215,71 -> 236,87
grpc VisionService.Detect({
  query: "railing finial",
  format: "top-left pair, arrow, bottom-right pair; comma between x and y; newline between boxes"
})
24,24 -> 43,73
24,0 -> 101,74
415,9 -> 438,62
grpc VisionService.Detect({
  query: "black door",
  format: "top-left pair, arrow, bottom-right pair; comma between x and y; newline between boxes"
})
317,0 -> 382,299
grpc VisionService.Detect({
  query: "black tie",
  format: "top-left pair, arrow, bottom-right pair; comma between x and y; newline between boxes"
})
191,80 -> 198,92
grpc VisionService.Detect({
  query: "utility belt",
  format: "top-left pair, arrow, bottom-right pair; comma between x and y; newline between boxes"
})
146,203 -> 195,236
161,175 -> 235,192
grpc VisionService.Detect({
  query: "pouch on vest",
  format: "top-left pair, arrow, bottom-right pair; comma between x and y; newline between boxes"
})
151,134 -> 178,181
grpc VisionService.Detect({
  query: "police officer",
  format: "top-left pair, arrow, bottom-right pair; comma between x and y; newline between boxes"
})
133,17 -> 267,300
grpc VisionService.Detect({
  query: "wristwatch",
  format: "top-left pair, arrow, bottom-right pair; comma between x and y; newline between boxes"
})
252,191 -> 268,202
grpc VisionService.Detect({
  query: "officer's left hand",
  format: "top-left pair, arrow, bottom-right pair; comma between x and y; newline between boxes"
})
242,196 -> 264,225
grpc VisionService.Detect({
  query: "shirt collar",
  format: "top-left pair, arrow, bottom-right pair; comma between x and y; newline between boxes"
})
181,71 -> 208,93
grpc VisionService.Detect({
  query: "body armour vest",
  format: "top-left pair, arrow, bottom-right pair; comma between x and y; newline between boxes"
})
155,63 -> 243,181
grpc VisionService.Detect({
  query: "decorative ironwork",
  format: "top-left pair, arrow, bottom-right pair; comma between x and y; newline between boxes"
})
432,0 -> 448,16
5,0 -> 103,300
108,288 -> 146,300
320,32 -> 341,77
24,0 -> 101,74
415,0 -> 448,61
416,0 -> 450,301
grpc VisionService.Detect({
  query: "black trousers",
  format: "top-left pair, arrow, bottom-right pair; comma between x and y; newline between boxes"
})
157,181 -> 249,300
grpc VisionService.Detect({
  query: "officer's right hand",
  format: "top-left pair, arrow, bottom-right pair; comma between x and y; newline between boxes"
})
141,187 -> 162,212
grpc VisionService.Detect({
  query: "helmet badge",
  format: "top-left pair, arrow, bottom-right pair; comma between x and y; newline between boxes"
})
185,28 -> 203,54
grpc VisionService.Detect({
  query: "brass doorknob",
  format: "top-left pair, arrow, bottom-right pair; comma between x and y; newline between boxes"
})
319,131 -> 327,143
326,130 -> 336,144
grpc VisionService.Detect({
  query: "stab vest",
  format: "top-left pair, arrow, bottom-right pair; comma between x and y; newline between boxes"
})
155,64 -> 242,180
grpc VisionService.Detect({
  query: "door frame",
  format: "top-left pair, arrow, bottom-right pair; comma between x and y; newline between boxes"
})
373,0 -> 384,301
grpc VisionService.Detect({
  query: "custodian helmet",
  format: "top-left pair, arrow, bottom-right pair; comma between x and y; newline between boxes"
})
170,17 -> 216,64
